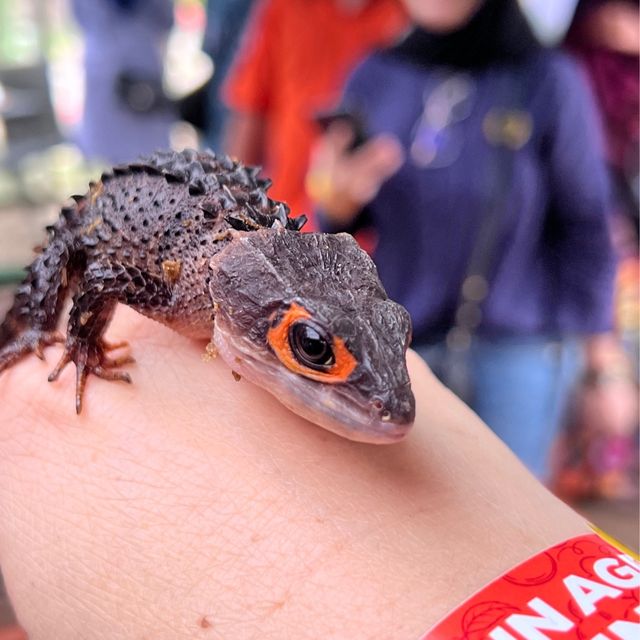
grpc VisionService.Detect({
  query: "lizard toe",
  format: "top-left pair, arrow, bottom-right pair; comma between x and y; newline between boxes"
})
47,338 -> 134,414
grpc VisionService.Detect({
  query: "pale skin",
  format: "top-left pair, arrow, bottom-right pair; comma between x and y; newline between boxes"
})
0,307 -> 589,640
582,1 -> 640,56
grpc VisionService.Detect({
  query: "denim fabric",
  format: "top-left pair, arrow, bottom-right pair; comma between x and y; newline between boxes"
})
416,336 -> 580,481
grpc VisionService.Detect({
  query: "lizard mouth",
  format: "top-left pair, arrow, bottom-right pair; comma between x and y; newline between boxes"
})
213,318 -> 412,444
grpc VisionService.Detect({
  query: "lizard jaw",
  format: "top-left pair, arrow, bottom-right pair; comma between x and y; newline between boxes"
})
212,319 -> 412,444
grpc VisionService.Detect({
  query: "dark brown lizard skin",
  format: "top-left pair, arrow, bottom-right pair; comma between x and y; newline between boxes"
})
0,149 -> 414,441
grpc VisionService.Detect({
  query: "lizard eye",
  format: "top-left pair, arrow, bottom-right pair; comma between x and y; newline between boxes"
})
289,321 -> 335,370
267,302 -> 356,383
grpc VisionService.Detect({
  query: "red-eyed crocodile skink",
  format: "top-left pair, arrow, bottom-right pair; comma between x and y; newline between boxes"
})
0,149 -> 415,443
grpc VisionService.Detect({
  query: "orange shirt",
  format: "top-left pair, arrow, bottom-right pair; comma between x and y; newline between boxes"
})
224,0 -> 407,227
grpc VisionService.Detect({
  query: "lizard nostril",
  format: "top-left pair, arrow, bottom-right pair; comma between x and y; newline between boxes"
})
372,399 -> 392,421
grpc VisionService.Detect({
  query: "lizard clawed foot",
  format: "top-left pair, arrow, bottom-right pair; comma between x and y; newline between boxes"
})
0,329 -> 65,374
48,338 -> 134,414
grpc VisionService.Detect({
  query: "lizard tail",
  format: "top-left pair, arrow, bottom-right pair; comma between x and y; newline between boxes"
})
0,226 -> 73,366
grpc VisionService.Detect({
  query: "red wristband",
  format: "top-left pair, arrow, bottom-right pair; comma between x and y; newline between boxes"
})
421,534 -> 639,639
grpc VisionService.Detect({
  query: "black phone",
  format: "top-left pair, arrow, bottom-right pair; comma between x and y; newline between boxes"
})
314,109 -> 369,150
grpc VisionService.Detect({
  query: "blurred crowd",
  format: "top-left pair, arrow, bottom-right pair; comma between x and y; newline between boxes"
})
3,0 -> 639,498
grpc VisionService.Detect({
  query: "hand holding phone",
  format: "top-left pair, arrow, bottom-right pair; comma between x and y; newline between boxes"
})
307,111 -> 405,223
315,110 -> 370,150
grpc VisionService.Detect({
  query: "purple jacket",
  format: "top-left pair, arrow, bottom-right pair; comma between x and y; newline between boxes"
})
319,49 -> 617,343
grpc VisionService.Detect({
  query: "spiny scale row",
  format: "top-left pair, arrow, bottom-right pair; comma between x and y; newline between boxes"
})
98,149 -> 307,232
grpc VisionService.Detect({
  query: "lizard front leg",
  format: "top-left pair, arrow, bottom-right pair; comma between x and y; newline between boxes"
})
48,261 -> 170,413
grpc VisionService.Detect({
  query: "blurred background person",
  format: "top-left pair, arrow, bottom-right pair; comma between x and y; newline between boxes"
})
306,0 -> 633,481
221,0 -> 408,227
200,0 -> 255,151
554,0 -> 639,501
566,0 -> 638,250
72,0 -> 176,164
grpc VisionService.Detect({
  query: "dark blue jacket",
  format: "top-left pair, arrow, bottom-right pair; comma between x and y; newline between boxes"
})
319,49 -> 616,343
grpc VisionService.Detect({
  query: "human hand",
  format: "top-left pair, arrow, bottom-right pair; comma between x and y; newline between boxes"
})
306,121 -> 405,225
575,378 -> 638,439
581,334 -> 639,437
0,307 -> 588,639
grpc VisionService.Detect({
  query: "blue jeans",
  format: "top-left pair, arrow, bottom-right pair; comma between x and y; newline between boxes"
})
415,336 -> 580,481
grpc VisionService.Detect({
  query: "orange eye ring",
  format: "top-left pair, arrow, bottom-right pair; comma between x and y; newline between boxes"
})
267,302 -> 357,383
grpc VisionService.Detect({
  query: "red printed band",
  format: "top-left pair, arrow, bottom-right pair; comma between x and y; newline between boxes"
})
421,534 -> 639,640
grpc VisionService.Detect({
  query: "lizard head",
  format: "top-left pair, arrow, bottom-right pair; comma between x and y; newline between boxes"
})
208,229 -> 415,444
